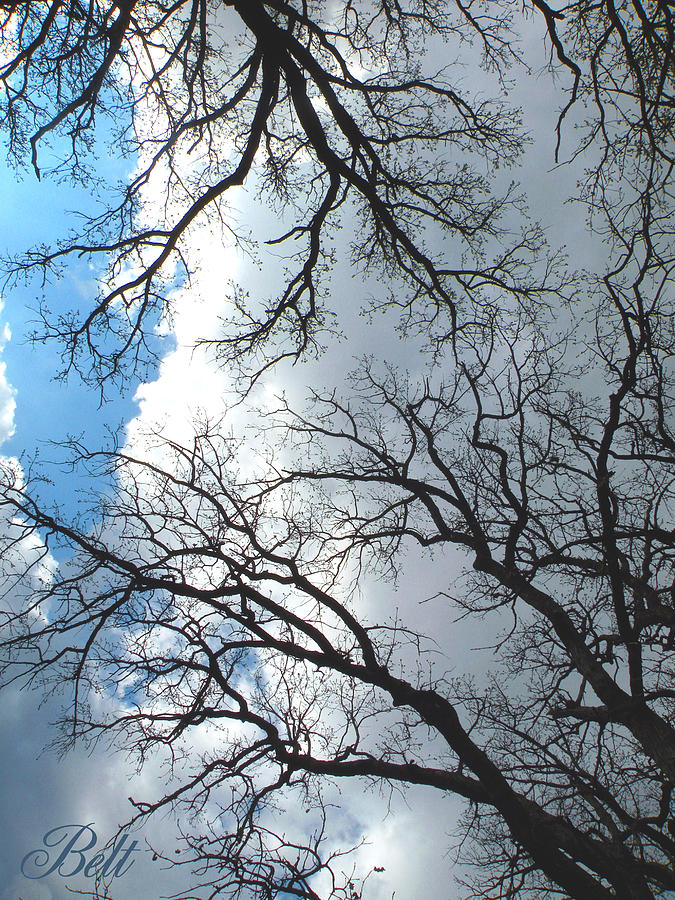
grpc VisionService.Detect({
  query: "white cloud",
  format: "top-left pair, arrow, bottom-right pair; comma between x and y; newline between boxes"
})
0,302 -> 16,446
0,678 -> 199,900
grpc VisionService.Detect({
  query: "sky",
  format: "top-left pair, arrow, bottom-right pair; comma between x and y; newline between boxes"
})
0,8 -> 611,900
0,159 -> 466,899
0,145 -> 197,899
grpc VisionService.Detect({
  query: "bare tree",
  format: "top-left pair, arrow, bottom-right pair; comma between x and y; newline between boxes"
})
1,2 -> 675,899
0,0 -> 544,389
3,268 -> 675,898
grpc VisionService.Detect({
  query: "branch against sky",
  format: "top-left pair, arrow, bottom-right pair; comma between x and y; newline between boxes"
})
2,2 -> 671,387
0,0 -> 539,389
2,256 -> 675,899
1,2 -> 671,390
1,2 -> 675,899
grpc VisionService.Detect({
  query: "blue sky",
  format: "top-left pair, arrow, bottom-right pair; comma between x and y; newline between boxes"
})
0,155 -> 136,472
0,146 -> 160,514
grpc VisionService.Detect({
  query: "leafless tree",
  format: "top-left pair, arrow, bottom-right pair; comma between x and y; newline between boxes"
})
3,269 -> 675,898
0,0 -> 546,389
1,2 -> 675,899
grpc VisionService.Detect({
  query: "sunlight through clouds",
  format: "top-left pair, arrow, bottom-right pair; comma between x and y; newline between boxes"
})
0,301 -> 15,445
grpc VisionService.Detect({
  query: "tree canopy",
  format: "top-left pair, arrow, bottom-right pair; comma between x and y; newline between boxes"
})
1,2 -> 675,899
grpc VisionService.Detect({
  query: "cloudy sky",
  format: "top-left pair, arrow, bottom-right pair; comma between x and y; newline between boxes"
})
0,161 -> 467,900
0,9 -> 611,899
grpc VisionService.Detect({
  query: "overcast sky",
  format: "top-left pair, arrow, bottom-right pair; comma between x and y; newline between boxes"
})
0,9 -> 612,899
